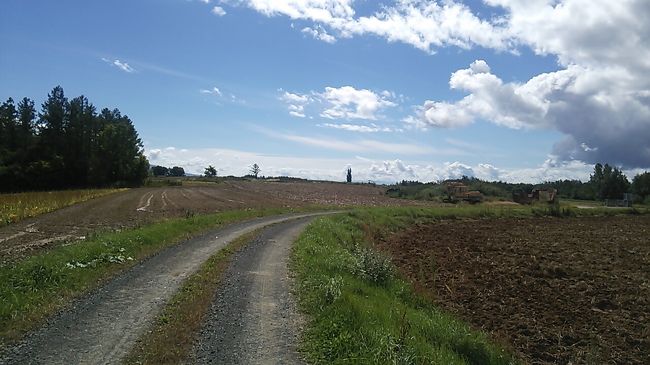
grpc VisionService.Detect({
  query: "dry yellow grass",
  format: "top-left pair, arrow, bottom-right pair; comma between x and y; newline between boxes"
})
0,189 -> 125,226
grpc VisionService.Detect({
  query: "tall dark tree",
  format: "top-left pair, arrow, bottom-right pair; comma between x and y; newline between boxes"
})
0,86 -> 150,191
250,163 -> 260,178
204,165 -> 217,177
169,166 -> 185,177
152,165 -> 169,177
589,163 -> 630,200
346,167 -> 352,183
632,172 -> 650,202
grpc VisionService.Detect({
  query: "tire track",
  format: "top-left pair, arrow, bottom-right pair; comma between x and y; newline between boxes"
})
193,218 -> 313,364
0,212 -> 335,365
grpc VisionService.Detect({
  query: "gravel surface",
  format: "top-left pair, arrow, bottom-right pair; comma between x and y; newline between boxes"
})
193,217 -> 313,365
0,213 -> 327,365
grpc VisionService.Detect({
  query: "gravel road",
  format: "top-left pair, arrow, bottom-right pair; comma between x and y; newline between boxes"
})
0,213 -> 329,365
193,217 -> 314,365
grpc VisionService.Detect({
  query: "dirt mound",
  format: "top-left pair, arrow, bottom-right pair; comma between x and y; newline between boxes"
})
378,215 -> 650,364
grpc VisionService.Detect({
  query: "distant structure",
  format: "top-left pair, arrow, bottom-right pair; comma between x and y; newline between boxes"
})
512,187 -> 558,204
444,182 -> 482,204
346,167 -> 352,183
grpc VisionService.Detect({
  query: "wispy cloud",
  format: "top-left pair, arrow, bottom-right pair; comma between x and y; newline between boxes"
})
101,58 -> 135,73
200,86 -> 245,105
254,127 -> 444,155
319,122 -> 398,133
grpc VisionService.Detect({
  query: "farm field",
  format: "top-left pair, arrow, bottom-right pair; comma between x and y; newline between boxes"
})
0,189 -> 124,226
377,215 -> 650,364
0,180 -> 431,262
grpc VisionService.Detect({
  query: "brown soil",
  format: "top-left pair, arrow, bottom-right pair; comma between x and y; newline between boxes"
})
377,215 -> 650,365
0,180 -> 428,262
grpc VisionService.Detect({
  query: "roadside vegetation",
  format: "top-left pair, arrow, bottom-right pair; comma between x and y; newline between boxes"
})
291,205 -> 648,364
124,229 -> 261,365
0,188 -> 124,226
0,207 -> 312,346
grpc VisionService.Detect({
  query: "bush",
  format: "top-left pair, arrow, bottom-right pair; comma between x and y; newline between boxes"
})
351,244 -> 393,285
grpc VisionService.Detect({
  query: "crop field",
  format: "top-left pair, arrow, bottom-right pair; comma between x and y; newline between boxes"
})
0,180 -> 433,262
0,189 -> 124,226
377,215 -> 650,364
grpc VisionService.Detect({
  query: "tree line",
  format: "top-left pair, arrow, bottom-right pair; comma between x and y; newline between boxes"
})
0,86 -> 149,192
391,163 -> 650,204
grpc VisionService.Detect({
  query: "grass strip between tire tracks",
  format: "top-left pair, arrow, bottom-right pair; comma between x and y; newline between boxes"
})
123,228 -> 262,365
0,207 -> 323,346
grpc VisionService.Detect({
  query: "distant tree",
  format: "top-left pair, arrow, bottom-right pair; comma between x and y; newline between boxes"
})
250,163 -> 260,178
346,167 -> 352,183
589,163 -> 630,200
204,165 -> 217,177
152,165 -> 169,177
632,171 -> 650,202
169,166 -> 185,177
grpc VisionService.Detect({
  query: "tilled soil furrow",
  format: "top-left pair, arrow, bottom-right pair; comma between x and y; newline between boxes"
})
193,218 -> 311,365
0,213 -> 327,365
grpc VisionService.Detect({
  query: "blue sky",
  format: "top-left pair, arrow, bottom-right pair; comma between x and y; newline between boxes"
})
1,1 -> 648,183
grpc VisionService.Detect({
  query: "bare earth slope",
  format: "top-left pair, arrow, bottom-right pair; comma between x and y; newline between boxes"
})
0,213 -> 328,365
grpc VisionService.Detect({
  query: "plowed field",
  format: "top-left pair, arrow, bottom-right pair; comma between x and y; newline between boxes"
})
378,215 -> 650,364
0,180 -> 429,262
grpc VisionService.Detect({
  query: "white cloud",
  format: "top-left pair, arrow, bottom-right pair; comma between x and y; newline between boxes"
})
301,25 -> 336,43
231,0 -> 512,53
200,87 -> 222,96
406,60 -> 650,168
145,145 -> 603,184
211,6 -> 227,16
101,58 -> 135,73
319,123 -> 396,133
274,132 -> 432,155
200,0 -> 211,3
279,90 -> 312,118
319,86 -> 396,120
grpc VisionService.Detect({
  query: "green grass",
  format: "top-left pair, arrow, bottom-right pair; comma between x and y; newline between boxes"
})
0,206 -> 315,346
123,229 -> 261,365
291,205 -> 649,364
0,188 -> 125,226
292,209 -> 518,365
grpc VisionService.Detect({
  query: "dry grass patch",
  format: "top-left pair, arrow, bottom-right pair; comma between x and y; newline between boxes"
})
0,188 -> 124,226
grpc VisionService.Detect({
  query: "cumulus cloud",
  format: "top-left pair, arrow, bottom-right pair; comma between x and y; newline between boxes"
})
231,1 -> 650,169
211,6 -> 226,16
407,59 -> 650,168
319,86 -> 397,120
101,58 -> 135,73
279,90 -> 312,118
279,86 -> 397,120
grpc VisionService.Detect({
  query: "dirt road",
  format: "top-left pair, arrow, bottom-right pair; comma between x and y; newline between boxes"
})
193,217 -> 312,364
0,213 -> 329,365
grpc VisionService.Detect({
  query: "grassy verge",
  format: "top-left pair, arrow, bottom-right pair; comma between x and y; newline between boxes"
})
123,229 -> 261,364
292,209 -> 518,365
0,188 -> 125,226
291,205 -> 649,364
0,207 -> 315,346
